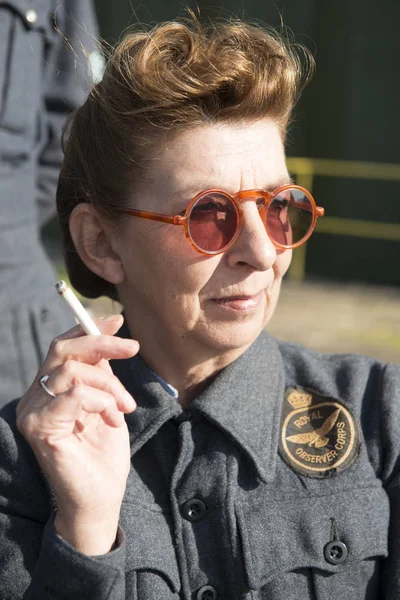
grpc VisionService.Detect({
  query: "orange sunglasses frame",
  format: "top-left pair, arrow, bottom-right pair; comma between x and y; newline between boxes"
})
110,184 -> 325,255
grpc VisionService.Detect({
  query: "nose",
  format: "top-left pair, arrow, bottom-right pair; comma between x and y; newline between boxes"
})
225,200 -> 277,271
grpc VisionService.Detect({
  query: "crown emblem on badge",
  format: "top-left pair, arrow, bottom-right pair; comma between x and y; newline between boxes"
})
287,389 -> 313,409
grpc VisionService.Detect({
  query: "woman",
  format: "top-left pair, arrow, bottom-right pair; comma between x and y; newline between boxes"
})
0,16 -> 399,600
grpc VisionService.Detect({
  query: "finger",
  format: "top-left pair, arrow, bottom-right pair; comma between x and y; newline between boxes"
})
45,385 -> 127,430
51,314 -> 130,376
41,361 -> 136,413
41,313 -> 131,377
19,385 -> 127,444
26,369 -> 135,417
54,314 -> 125,341
18,313 -> 138,415
43,332 -> 139,374
99,404 -> 126,428
52,314 -> 123,342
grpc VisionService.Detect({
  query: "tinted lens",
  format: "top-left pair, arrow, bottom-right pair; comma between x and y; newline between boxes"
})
266,188 -> 314,246
188,193 -> 238,252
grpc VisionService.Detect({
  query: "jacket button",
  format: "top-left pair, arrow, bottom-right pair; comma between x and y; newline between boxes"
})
196,585 -> 218,600
324,540 -> 348,565
182,498 -> 207,522
26,9 -> 37,23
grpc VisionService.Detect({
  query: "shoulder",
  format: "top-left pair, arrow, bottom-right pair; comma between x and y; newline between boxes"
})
276,339 -> 400,481
277,339 -> 388,398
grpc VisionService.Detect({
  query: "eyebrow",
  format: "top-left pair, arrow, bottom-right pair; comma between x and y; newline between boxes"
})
263,175 -> 295,191
171,175 -> 295,201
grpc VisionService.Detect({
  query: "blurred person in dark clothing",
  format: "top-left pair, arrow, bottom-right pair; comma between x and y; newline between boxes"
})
0,1 -> 100,404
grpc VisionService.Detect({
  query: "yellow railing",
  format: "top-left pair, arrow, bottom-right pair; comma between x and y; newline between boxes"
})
286,157 -> 400,281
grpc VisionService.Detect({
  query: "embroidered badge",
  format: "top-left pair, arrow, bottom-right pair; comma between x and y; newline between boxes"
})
279,387 -> 360,478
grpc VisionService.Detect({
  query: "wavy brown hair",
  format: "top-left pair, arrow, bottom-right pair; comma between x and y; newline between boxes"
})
57,16 -> 315,300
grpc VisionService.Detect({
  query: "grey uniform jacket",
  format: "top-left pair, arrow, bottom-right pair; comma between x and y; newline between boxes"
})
0,328 -> 399,600
0,0 -> 98,404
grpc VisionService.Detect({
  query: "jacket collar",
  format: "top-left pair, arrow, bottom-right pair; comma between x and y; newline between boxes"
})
111,324 -> 285,483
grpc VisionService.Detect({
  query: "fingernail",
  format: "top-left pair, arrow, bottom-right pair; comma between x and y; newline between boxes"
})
102,314 -> 123,322
125,392 -> 136,410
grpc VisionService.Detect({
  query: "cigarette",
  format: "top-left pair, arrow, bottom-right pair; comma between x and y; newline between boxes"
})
55,280 -> 101,336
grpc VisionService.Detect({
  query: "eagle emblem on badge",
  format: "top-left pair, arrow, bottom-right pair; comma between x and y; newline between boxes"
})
279,387 -> 360,478
286,408 -> 341,448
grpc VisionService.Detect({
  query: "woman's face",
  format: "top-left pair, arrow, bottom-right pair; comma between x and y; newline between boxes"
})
113,119 -> 292,356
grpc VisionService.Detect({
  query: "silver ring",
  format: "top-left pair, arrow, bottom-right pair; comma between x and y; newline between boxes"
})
38,374 -> 56,398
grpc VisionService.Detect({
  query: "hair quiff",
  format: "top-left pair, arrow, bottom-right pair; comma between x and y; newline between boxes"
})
57,15 -> 315,300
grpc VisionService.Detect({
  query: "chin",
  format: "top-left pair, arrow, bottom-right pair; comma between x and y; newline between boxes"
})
201,312 -> 269,353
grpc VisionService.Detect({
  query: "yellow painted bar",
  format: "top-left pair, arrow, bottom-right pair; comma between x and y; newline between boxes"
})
287,172 -> 314,281
315,217 -> 400,241
287,245 -> 307,281
286,157 -> 400,181
285,157 -> 400,281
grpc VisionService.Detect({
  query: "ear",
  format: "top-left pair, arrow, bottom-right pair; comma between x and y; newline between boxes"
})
69,203 -> 125,285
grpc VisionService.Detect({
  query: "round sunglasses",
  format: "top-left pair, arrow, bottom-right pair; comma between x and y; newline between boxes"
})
109,184 -> 325,255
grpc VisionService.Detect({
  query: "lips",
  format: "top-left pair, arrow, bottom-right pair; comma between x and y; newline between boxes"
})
212,291 -> 263,311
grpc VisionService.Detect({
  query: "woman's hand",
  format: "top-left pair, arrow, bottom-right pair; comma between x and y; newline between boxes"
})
16,314 -> 139,555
